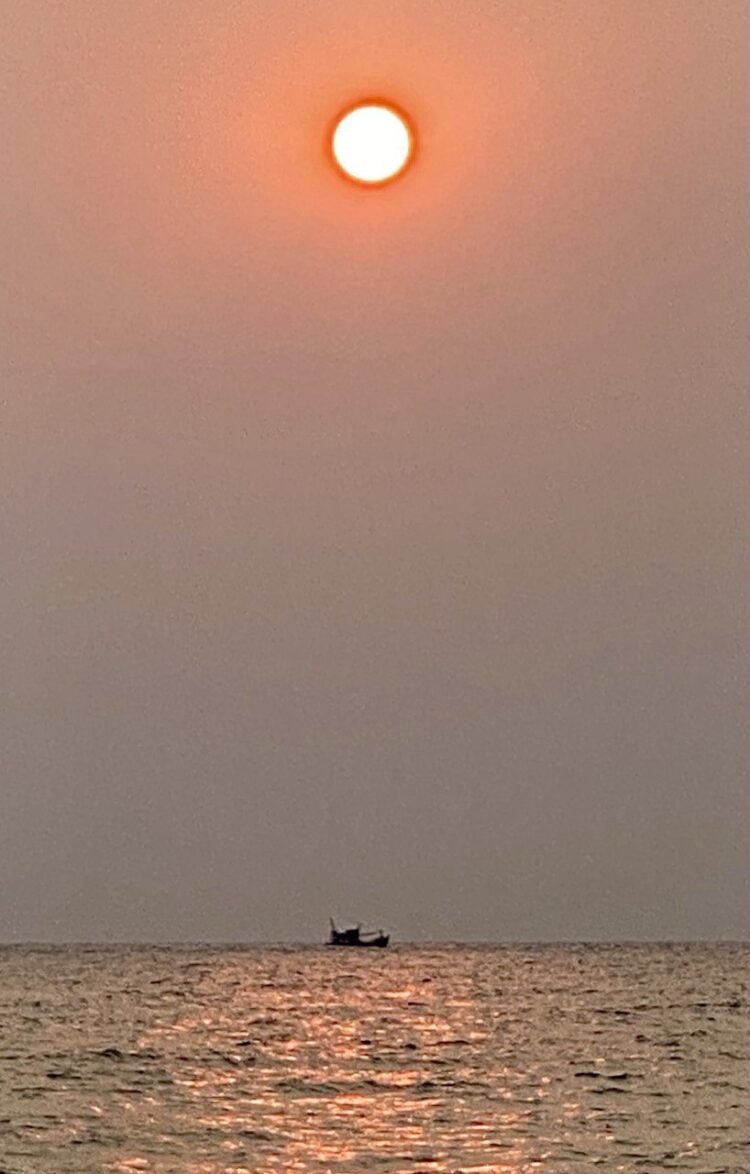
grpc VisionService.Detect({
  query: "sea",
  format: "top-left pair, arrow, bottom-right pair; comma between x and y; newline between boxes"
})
0,943 -> 746,1174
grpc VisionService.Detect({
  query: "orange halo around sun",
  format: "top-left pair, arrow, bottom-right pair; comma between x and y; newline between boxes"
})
329,101 -> 416,186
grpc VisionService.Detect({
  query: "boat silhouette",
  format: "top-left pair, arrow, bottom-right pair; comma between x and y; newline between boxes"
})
328,918 -> 389,948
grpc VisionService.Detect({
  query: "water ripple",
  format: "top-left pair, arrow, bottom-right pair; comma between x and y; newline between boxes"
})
0,943 -> 746,1173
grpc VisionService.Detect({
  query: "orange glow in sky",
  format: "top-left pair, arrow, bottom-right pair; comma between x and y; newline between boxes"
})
331,102 -> 415,186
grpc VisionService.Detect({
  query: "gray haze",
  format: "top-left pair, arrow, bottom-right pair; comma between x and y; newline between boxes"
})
1,1 -> 747,942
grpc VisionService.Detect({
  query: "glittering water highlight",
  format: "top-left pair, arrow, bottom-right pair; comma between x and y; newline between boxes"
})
0,943 -> 746,1172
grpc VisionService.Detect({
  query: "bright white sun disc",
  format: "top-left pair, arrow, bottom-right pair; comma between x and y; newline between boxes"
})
331,103 -> 414,184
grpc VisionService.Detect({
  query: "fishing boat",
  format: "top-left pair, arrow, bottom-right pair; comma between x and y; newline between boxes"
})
327,919 -> 389,948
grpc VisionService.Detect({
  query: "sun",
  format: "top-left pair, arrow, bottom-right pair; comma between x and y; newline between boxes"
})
331,102 -> 415,186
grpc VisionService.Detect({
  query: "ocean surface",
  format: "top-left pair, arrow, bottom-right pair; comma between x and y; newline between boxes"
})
0,944 -> 746,1174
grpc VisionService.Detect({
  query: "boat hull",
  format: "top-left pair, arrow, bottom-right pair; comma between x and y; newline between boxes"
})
328,934 -> 389,948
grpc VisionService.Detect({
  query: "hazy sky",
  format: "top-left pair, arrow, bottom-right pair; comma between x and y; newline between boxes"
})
2,1 -> 747,942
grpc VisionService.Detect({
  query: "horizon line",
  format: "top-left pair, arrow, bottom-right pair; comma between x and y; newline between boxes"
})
1,937 -> 747,948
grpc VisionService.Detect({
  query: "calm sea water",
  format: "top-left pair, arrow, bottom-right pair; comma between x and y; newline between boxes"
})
0,944 -> 746,1173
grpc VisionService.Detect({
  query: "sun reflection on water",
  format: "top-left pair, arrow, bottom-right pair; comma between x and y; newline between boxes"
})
127,948 -> 550,1172
1,944 -> 745,1173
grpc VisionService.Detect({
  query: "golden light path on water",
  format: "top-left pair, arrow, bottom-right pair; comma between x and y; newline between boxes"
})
152,963 -> 553,1173
0,944 -> 746,1173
